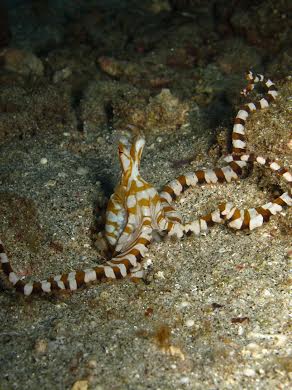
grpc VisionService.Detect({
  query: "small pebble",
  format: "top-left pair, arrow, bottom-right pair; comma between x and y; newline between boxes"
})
87,359 -> 98,369
238,326 -> 244,336
179,376 -> 190,385
34,338 -> 48,353
243,368 -> 256,377
185,319 -> 195,327
45,180 -> 56,187
179,301 -> 190,309
77,167 -> 88,176
71,380 -> 88,390
155,271 -> 165,279
40,157 -> 48,165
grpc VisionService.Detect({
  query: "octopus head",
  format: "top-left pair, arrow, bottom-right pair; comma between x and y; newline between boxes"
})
118,135 -> 145,180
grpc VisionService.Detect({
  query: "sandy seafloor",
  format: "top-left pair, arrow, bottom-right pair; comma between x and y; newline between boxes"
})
0,1 -> 291,389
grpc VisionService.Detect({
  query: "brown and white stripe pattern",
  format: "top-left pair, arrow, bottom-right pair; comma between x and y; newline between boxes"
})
160,159 -> 248,205
232,71 -> 278,154
184,154 -> 291,235
0,135 -> 182,295
0,226 -> 152,295
161,72 -> 290,235
0,72 -> 290,296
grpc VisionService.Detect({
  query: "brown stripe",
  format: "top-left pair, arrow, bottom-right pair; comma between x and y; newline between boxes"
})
75,271 -> 86,288
14,280 -> 25,293
166,222 -> 174,232
177,175 -> 189,192
265,94 -> 274,103
1,262 -> 13,275
214,168 -> 227,183
136,237 -> 150,246
256,207 -> 272,222
168,217 -> 181,223
275,167 -> 288,176
229,208 -> 241,222
242,209 -> 251,229
49,280 -> 60,291
255,101 -> 261,110
112,266 -> 123,279
218,203 -> 227,213
0,244 -> 5,253
268,85 -> 277,91
232,133 -> 245,141
162,185 -> 176,200
33,282 -> 43,294
234,117 -> 246,126
195,170 -> 206,184
273,197 -> 287,207
202,213 -> 215,227
233,148 -> 246,154
229,161 -> 243,176
138,198 -> 150,207
157,213 -> 164,224
110,258 -> 131,269
94,267 -> 106,279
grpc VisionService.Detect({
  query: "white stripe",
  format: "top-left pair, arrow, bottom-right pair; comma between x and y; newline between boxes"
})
280,192 -> 292,206
222,165 -> 238,182
240,154 -> 250,161
229,217 -> 243,230
84,269 -> 97,283
233,139 -> 246,149
169,180 -> 183,196
41,281 -> 51,293
247,103 -> 256,111
107,262 -> 128,277
249,214 -> 264,230
266,79 -> 274,87
270,162 -> 281,171
185,220 -> 200,235
236,110 -> 249,121
283,171 -> 292,182
200,219 -> 208,232
127,195 -> 136,208
160,191 -> 172,204
24,283 -> 34,296
9,272 -> 20,285
256,156 -> 266,165
69,278 -> 77,290
268,90 -> 277,99
185,172 -> 198,186
259,98 -> 269,108
233,123 -> 245,134
211,210 -> 222,223
104,266 -> 116,279
0,252 -> 8,263
204,169 -> 218,184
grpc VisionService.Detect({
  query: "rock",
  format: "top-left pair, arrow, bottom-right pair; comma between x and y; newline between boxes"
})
0,48 -> 44,76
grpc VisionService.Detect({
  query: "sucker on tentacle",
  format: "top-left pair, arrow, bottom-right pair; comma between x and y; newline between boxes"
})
0,71 -> 291,296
